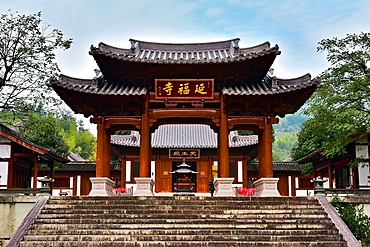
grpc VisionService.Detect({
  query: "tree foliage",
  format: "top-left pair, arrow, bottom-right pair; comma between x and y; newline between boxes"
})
331,197 -> 370,246
272,114 -> 306,161
0,106 -> 96,160
20,113 -> 70,158
0,10 -> 72,111
292,32 -> 370,166
60,117 -> 96,161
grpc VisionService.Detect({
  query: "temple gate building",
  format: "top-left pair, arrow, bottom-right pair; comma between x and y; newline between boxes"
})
50,38 -> 319,196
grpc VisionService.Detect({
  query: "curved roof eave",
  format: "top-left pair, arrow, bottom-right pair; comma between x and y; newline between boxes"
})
89,38 -> 280,65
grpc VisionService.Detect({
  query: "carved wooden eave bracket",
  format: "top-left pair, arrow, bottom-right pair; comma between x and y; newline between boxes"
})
228,116 -> 279,130
164,99 -> 177,108
90,116 -> 142,130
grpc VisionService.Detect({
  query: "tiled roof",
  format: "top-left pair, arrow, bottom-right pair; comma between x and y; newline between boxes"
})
61,162 -> 121,172
111,124 -> 258,148
296,149 -> 326,163
89,38 -> 280,64
49,75 -> 148,96
68,151 -> 85,162
222,74 -> 319,96
248,162 -> 301,172
59,161 -> 300,173
0,124 -> 69,163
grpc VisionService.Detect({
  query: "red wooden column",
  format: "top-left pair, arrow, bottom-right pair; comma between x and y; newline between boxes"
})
96,117 -> 111,177
49,161 -> 54,192
7,143 -> 15,188
258,117 -> 273,178
218,94 -> 229,178
328,160 -> 333,189
72,175 -> 77,196
32,154 -> 38,188
352,166 -> 359,189
121,156 -> 126,188
242,156 -> 250,188
291,176 -> 296,196
139,94 -> 151,177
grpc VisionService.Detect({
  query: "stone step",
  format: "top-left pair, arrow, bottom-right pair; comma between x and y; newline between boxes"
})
19,240 -> 348,247
32,217 -> 333,225
25,228 -> 341,236
42,204 -> 323,210
28,222 -> 336,231
36,212 -> 329,220
42,206 -> 324,214
19,197 -> 348,247
22,233 -> 343,242
46,197 -> 321,205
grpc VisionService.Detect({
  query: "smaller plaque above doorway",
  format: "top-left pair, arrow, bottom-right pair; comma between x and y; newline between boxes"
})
169,149 -> 200,159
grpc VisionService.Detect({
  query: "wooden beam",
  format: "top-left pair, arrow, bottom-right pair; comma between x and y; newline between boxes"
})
14,153 -> 35,159
149,109 -> 219,119
228,116 -> 279,128
149,92 -> 220,101
104,117 -> 141,129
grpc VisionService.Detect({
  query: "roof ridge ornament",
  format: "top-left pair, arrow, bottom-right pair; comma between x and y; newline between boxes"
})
272,76 -> 278,88
231,38 -> 240,54
129,39 -> 139,55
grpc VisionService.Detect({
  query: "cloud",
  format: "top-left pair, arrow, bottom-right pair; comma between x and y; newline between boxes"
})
205,8 -> 223,18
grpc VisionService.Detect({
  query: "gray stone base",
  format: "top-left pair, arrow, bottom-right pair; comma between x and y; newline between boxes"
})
213,178 -> 235,197
134,178 -> 155,196
89,177 -> 115,196
254,178 -> 281,197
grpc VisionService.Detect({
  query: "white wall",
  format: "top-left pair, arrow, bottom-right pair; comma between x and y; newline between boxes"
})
356,135 -> 370,187
0,162 -> 8,186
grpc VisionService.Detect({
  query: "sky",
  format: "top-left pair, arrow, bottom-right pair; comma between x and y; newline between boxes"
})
1,0 -> 370,134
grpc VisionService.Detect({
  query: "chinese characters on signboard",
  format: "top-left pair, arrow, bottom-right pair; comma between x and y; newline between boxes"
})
169,149 -> 200,159
155,79 -> 214,99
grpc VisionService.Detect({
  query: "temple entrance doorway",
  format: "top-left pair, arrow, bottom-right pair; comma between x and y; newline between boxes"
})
172,161 -> 197,192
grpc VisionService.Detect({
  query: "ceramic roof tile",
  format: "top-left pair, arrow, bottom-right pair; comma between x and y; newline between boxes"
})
248,162 -> 301,172
222,74 -> 320,96
89,39 -> 280,64
111,124 -> 258,148
49,75 -> 148,96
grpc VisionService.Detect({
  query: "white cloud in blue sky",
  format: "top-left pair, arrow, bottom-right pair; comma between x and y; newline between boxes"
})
2,0 -> 369,79
1,0 -> 369,133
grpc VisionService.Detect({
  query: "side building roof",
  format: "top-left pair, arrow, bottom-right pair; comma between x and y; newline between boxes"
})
0,124 -> 69,163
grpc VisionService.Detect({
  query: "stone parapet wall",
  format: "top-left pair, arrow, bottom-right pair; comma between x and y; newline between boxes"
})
0,196 -> 39,246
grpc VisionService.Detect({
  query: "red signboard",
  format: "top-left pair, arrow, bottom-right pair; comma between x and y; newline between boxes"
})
155,79 -> 214,99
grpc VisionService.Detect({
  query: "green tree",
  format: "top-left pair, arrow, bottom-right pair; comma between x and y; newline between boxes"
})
292,32 -> 370,169
20,113 -> 69,157
0,10 -> 72,111
58,113 -> 96,161
331,197 -> 370,246
272,132 -> 297,161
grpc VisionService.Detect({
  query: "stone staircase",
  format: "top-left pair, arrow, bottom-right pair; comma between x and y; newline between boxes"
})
19,196 -> 348,247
